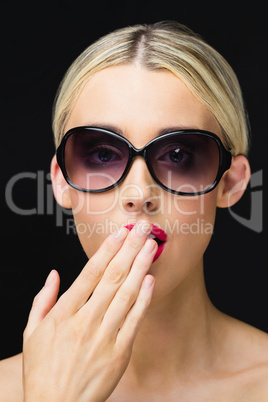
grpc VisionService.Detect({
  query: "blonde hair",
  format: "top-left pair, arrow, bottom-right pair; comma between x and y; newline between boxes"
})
52,21 -> 250,155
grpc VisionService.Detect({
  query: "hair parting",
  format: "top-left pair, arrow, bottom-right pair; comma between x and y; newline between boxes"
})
52,21 -> 250,156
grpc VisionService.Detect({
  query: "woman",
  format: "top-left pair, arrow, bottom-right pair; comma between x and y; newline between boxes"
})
1,21 -> 267,401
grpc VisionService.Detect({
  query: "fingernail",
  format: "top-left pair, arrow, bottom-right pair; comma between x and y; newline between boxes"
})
112,227 -> 128,241
135,221 -> 151,236
45,270 -> 56,287
142,275 -> 155,289
143,238 -> 157,253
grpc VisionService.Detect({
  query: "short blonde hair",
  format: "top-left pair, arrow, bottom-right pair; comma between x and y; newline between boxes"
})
52,21 -> 250,155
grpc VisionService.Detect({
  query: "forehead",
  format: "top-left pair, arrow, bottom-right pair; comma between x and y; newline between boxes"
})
65,64 -> 221,146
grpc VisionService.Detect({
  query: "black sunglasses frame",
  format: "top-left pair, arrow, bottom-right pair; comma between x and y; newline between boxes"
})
56,126 -> 232,196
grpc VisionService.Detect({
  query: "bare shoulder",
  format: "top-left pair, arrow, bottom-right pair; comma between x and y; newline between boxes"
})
227,314 -> 268,362
0,353 -> 23,401
241,323 -> 268,397
221,314 -> 268,399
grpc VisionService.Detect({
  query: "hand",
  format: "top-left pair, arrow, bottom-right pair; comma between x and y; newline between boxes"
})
23,221 -> 157,402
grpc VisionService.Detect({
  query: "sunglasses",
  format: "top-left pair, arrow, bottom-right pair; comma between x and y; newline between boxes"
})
56,126 -> 232,196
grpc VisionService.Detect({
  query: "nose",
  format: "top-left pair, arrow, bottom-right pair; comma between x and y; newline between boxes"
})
119,157 -> 161,215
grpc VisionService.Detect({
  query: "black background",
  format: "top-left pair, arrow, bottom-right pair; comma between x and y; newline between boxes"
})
1,1 -> 267,359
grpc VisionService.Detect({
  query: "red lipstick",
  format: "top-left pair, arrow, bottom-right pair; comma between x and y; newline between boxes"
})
125,223 -> 167,262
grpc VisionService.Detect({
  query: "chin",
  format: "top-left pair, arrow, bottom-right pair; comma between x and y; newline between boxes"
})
148,248 -> 204,302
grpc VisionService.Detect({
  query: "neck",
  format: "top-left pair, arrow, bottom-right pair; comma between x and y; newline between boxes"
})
126,259 -> 219,384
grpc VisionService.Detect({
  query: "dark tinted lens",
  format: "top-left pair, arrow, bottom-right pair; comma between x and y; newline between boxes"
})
64,129 -> 129,190
148,133 -> 220,194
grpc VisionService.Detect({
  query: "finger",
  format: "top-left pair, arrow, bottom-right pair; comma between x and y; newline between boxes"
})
116,274 -> 155,347
24,270 -> 60,340
100,239 -> 157,336
80,221 -> 152,321
56,227 -> 129,315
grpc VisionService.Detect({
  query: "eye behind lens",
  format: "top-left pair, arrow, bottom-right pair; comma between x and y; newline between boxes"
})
147,133 -> 221,195
63,129 -> 130,191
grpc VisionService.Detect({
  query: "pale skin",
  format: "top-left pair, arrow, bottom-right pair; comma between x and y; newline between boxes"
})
1,64 -> 268,401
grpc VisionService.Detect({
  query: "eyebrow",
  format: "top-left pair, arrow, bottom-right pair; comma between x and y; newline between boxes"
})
88,123 -> 125,136
83,123 -> 201,138
157,126 -> 200,135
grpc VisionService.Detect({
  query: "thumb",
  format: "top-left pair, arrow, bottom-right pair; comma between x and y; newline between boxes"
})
24,270 -> 60,339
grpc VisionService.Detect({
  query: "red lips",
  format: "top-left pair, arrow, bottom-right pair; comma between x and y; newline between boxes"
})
124,223 -> 167,262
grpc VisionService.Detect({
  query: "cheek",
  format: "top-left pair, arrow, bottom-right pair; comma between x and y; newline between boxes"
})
178,193 -> 217,248
163,192 -> 217,240
69,188 -> 120,216
68,190 -> 119,257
